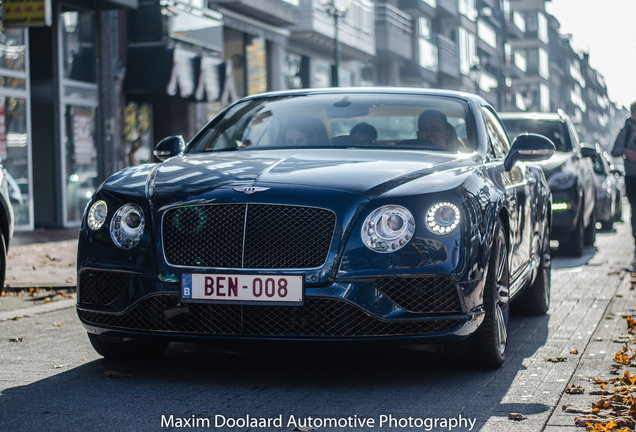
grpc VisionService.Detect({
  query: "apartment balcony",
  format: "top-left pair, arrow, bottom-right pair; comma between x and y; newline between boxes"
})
288,0 -> 375,61
375,3 -> 413,61
207,0 -> 298,26
398,0 -> 436,18
436,34 -> 459,79
437,0 -> 459,17
506,62 -> 525,80
477,0 -> 496,9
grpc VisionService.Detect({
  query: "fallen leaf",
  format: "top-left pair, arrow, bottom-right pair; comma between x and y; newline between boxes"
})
621,371 -> 636,386
590,390 -> 615,395
590,377 -> 608,385
563,404 -> 594,414
576,416 -> 635,429
507,413 -> 527,421
53,323 -> 62,327
565,385 -> 585,394
545,357 -> 568,363
52,364 -> 71,369
571,349 -> 579,355
103,370 -> 134,379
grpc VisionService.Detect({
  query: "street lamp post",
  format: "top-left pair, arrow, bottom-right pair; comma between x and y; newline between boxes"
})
470,63 -> 482,94
324,0 -> 352,87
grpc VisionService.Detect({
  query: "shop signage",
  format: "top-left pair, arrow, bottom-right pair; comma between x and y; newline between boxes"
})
3,0 -> 52,27
246,38 -> 267,96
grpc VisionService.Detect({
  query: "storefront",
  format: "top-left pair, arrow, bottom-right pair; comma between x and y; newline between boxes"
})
123,0 -> 225,169
0,28 -> 31,230
22,0 -> 136,229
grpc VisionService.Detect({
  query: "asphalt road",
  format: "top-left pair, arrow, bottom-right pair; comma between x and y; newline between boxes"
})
0,218 -> 633,432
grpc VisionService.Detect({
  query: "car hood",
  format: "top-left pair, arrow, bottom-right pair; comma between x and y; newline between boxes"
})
102,149 -> 480,201
532,151 -> 575,177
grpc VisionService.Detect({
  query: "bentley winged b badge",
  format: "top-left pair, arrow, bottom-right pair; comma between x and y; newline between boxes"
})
233,185 -> 270,194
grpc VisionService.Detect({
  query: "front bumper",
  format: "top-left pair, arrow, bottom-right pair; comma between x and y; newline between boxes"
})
76,269 -> 484,343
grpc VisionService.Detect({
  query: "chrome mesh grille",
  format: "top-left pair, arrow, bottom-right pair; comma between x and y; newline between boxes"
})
375,277 -> 461,313
162,204 -> 336,269
78,271 -> 130,306
78,294 -> 463,337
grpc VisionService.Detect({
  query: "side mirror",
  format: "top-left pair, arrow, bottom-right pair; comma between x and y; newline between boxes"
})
580,146 -> 598,160
153,135 -> 186,161
504,133 -> 555,171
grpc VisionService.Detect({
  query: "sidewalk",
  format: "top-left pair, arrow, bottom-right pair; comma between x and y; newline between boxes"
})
0,228 -> 78,319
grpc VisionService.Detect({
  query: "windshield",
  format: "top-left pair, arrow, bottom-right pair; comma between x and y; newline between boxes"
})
500,118 -> 572,152
187,94 -> 475,153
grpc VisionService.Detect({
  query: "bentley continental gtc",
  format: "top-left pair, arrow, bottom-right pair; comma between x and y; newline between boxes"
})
77,88 -> 555,368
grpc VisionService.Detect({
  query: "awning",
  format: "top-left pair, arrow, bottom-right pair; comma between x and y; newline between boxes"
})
124,44 -> 230,103
98,0 -> 138,8
195,55 -> 222,101
166,45 -> 201,99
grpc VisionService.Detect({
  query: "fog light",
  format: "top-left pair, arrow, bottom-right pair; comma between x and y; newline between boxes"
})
552,202 -> 569,211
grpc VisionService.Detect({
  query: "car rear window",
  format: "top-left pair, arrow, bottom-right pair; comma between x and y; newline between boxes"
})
500,118 -> 572,152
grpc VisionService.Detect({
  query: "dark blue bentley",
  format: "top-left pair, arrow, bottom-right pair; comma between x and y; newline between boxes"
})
76,88 -> 554,368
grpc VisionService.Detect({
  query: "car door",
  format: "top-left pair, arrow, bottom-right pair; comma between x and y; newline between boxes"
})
482,108 -> 533,288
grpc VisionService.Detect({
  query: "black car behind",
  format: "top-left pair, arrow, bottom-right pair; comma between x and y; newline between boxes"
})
500,111 -> 596,256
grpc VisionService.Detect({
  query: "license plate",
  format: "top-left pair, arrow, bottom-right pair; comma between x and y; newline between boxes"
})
181,273 -> 304,304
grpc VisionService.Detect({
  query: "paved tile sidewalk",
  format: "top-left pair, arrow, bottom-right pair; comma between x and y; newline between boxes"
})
0,228 -> 78,318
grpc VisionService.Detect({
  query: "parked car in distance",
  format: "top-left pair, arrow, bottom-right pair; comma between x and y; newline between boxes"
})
76,88 -> 555,369
584,143 -> 623,231
499,111 -> 596,256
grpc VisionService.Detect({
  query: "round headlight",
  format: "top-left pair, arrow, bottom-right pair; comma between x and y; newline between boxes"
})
361,205 -> 415,253
426,202 -> 461,234
110,204 -> 145,249
87,200 -> 108,231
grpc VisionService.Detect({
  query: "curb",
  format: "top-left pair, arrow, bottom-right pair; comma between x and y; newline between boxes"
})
0,298 -> 77,321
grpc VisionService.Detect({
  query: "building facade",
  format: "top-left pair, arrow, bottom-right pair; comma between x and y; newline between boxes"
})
0,0 -> 626,230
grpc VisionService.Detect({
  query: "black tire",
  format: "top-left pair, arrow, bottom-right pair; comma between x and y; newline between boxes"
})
560,209 -> 584,256
615,198 -> 623,222
87,333 -> 169,359
471,220 -> 510,369
583,209 -> 596,246
516,225 -> 551,315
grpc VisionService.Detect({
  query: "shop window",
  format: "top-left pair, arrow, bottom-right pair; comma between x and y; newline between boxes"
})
2,97 -> 29,227
64,105 -> 97,223
123,102 -> 153,167
285,53 -> 305,89
61,11 -> 96,83
0,29 -> 26,72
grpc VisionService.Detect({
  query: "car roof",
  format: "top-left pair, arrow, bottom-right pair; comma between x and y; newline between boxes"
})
242,87 -> 490,106
498,111 -> 567,122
